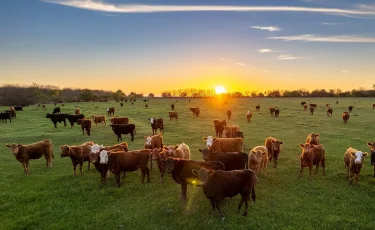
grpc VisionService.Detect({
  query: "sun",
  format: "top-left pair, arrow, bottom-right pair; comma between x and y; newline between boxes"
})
215,86 -> 227,95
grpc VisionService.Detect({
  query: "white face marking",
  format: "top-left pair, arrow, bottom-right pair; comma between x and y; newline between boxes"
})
99,150 -> 109,164
106,108 -> 109,112
247,111 -> 251,115
206,136 -> 214,148
168,147 -> 174,154
145,137 -> 152,146
150,118 -> 154,124
90,144 -> 104,154
354,151 -> 363,164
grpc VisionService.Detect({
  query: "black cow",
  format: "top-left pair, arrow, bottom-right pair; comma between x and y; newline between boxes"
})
66,114 -> 84,128
52,107 -> 61,114
0,113 -> 12,123
110,124 -> 136,142
5,110 -> 16,119
46,113 -> 67,128
13,106 -> 23,111
348,106 -> 353,113
198,148 -> 248,171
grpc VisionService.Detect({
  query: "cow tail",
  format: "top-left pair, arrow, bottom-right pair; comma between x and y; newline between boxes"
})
251,184 -> 256,203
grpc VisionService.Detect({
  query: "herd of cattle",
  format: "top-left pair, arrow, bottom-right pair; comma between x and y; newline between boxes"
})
3,101 -> 375,218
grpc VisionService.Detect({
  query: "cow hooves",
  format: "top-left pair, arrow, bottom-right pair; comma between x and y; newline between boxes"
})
243,212 -> 248,216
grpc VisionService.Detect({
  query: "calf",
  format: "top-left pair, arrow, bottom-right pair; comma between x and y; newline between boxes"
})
60,141 -> 94,175
265,137 -> 283,168
0,112 -> 12,123
110,117 -> 129,125
175,143 -> 191,160
193,168 -> 257,218
75,108 -> 81,115
234,131 -> 244,139
203,136 -> 243,152
304,104 -> 307,111
77,119 -> 92,136
213,120 -> 226,137
366,142 -> 375,177
249,146 -> 268,175
299,143 -> 325,180
274,109 -> 280,117
164,158 -> 225,200
171,104 -> 175,110
46,113 -> 67,128
42,104 -> 46,110
120,102 -> 123,107
110,124 -> 136,142
199,148 -> 248,171
149,118 -> 164,135
255,105 -> 260,111
246,111 -> 252,123
107,107 -> 115,117
348,106 -> 353,113
227,110 -> 232,119
309,107 -> 315,115
269,107 -> 275,116
327,107 -> 333,117
344,147 -> 368,184
5,139 -> 53,174
190,107 -> 200,117
92,115 -> 106,127
52,107 -> 61,114
67,114 -> 84,128
224,125 -> 240,138
306,133 -> 320,145
168,111 -> 178,121
343,112 -> 350,124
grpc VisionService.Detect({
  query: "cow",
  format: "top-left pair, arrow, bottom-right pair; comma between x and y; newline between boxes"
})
246,111 -> 252,123
336,101 -> 339,104
175,143 -> 191,160
301,102 -> 306,106
309,104 -> 317,109
303,104 -> 307,111
306,133 -> 320,145
42,104 -> 46,110
203,136 -> 244,152
52,107 -> 60,114
14,106 -> 23,111
168,111 -> 178,121
249,146 -> 268,175
144,134 -> 164,150
348,106 -> 353,113
92,115 -> 106,127
5,140 -> 54,174
373,104 -> 375,109
150,148 -> 171,183
67,114 -> 84,128
344,147 -> 368,184
0,112 -> 12,123
60,141 -> 94,175
75,108 -> 81,115
213,120 -> 227,137
171,104 -> 175,110
224,125 -> 240,138
227,110 -> 232,119
325,104 -> 330,108
110,124 -> 136,142
343,112 -> 350,124
145,104 -> 148,108
310,107 -> 315,115
234,131 -> 244,139
163,158 -> 225,200
366,142 -> 375,177
110,117 -> 129,125
327,107 -> 333,117
149,118 -> 164,135
192,168 -> 257,218
120,103 -> 123,107
38,104 -> 40,108
190,107 -> 200,117
269,107 -> 275,116
274,109 -> 280,117
299,143 -> 325,180
107,107 -> 115,117
46,113 -> 67,128
77,119 -> 92,136
255,105 -> 260,111
265,137 -> 283,168
97,149 -> 151,186
199,148 -> 248,171
5,110 -> 16,119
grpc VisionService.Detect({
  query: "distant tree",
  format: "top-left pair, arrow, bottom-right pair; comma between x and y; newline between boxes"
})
161,91 -> 171,97
148,93 -> 155,98
80,89 -> 94,101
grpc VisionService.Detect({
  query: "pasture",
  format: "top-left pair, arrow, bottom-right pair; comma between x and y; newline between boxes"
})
1,98 -> 375,230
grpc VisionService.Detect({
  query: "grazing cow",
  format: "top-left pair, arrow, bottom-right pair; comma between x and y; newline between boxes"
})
265,137 -> 283,168
120,103 -> 123,107
144,134 -> 164,149
348,106 -> 353,113
110,117 -> 129,125
60,141 -> 94,175
303,104 -> 307,111
224,125 -> 240,138
97,149 -> 151,186
343,112 -> 350,124
336,101 -> 339,104
110,124 -> 136,142
309,107 -> 315,115
38,104 -> 40,107
46,113 -> 67,128
14,106 -> 23,111
366,142 -> 375,177
325,104 -> 330,108
149,118 -> 164,135
199,148 -> 248,171
309,104 -> 317,109
75,108 -> 81,115
0,112 -> 12,123
203,136 -> 244,152
372,103 -> 375,109
77,119 -> 92,136
52,107 -> 60,114
274,109 -> 280,117
190,107 -> 200,117
255,105 -> 260,111
327,107 -> 333,117
168,111 -> 178,121
107,107 -> 115,117
234,131 -> 244,139
42,104 -> 46,110
171,104 -> 175,110
92,115 -> 106,127
301,102 -> 306,106
145,104 -> 148,108
213,119 -> 227,137
306,133 -> 320,145
344,147 -> 368,184
227,110 -> 232,119
163,158 -> 225,200
299,143 -> 325,179
67,114 -> 84,128
5,110 -> 16,119
249,146 -> 268,175
193,168 -> 257,218
5,140 -> 53,174
150,148 -> 171,183
269,107 -> 275,116
246,111 -> 252,123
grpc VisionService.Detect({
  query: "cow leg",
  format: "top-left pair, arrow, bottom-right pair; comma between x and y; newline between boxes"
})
115,173 -> 121,187
141,167 -> 146,183
82,127 -> 84,135
238,197 -> 245,211
130,133 -> 134,142
322,159 -> 325,176
122,171 -> 126,178
54,122 -> 57,128
22,162 -> 28,174
215,200 -> 224,219
315,164 -> 319,175
210,199 -> 216,210
73,163 -> 77,176
243,196 -> 249,216
180,183 -> 188,201
308,165 -> 313,180
79,163 -> 83,175
299,163 -> 304,179
26,161 -> 30,174
145,167 -> 150,183
87,161 -> 91,170
63,120 -> 66,127
373,166 -> 375,178
273,159 -> 277,168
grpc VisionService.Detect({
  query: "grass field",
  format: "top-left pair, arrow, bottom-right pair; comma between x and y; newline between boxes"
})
1,98 -> 375,230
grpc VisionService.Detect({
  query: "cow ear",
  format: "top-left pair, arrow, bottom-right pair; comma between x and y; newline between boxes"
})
198,149 -> 203,153
17,144 -> 22,147
251,150 -> 256,154
316,134 -> 319,137
351,152 -> 356,156
175,145 -> 179,149
271,140 -> 275,143
208,170 -> 214,176
202,137 -> 208,141
262,151 -> 267,155
279,141 -> 284,144
213,138 -> 217,141
5,144 -> 10,148
363,152 -> 369,157
192,169 -> 198,175
367,142 -> 372,146
299,144 -> 304,148
144,136 -> 147,139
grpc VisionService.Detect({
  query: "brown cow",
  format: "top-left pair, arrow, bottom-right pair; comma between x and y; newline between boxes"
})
265,137 -> 283,168
190,107 -> 200,117
306,133 -> 320,145
224,125 -> 240,138
149,118 -> 164,135
110,117 -> 129,125
269,107 -> 275,116
107,107 -> 115,117
372,103 -> 375,109
309,103 -> 317,109
168,111 -> 178,121
246,111 -> 252,123
144,134 -> 164,150
299,143 -> 325,179
366,142 -> 375,177
310,107 -> 315,115
303,104 -> 307,111
150,148 -> 170,183
203,136 -> 243,152
344,147 -> 368,184
249,146 -> 268,175
199,148 -> 248,171
92,115 -> 106,127
327,107 -> 333,117
342,112 -> 349,124
274,109 -> 280,117
5,140 -> 54,174
348,106 -> 353,113
77,119 -> 92,136
255,105 -> 260,111
213,120 -> 226,137
75,108 -> 81,115
227,110 -> 232,119
60,141 -> 95,175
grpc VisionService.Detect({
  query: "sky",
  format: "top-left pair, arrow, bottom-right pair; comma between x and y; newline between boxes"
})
0,0 -> 375,95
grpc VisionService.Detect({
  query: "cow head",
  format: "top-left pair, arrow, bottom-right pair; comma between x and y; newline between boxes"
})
271,140 -> 283,151
308,133 -> 319,145
99,150 -> 109,164
46,114 -> 52,118
234,131 -> 244,139
192,168 -> 214,184
198,148 -> 211,161
352,151 -> 368,164
251,149 -> 267,159
299,143 -> 314,159
60,145 -> 71,157
149,118 -> 154,124
367,142 -> 375,151
164,145 -> 176,156
88,152 -> 99,163
5,144 -> 22,156
151,148 -> 162,160
246,111 -> 251,115
90,144 -> 104,154
144,136 -> 152,146
77,119 -> 83,125
202,136 -> 216,148
164,157 -> 179,173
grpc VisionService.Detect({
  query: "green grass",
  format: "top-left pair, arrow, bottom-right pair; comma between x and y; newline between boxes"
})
1,98 -> 375,230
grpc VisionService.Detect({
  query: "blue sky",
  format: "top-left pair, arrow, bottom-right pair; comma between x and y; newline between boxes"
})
1,0 -> 375,94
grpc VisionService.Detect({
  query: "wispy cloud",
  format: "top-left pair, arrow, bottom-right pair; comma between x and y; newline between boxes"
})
101,13 -> 118,17
287,78 -> 293,82
41,1 -> 375,16
216,57 -> 256,69
341,70 -> 348,73
218,57 -> 233,63
277,54 -> 307,60
263,70 -> 269,74
251,26 -> 281,32
257,49 -> 280,53
336,14 -> 375,20
322,22 -> 342,25
236,62 -> 246,66
268,34 -> 375,43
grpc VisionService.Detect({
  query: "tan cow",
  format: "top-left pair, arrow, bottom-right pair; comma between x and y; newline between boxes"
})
265,137 -> 283,168
344,147 -> 368,184
224,125 -> 240,138
92,115 -> 106,127
75,108 -> 81,115
246,111 -> 253,123
343,112 -> 349,124
168,111 -> 178,121
299,143 -> 325,180
202,136 -> 243,152
249,146 -> 268,175
306,133 -> 320,145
